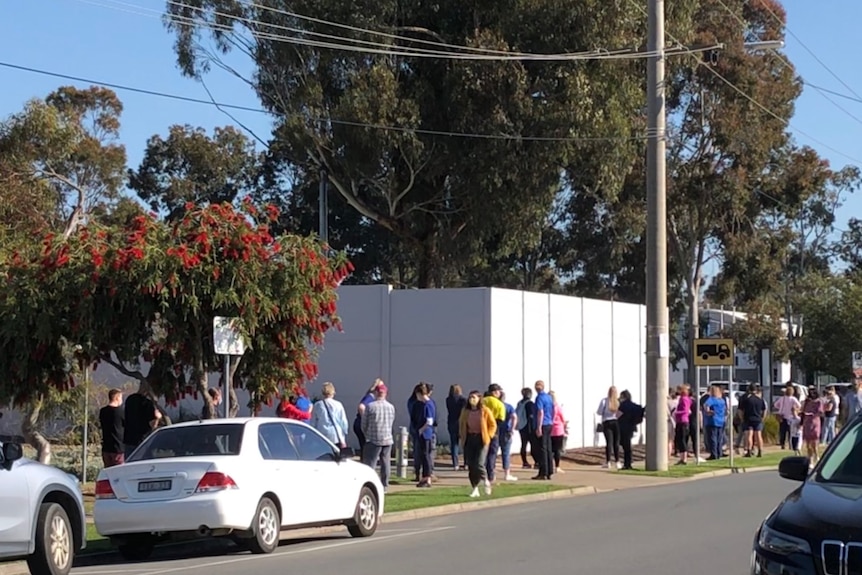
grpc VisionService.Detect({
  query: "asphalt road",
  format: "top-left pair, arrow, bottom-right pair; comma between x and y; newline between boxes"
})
70,472 -> 794,575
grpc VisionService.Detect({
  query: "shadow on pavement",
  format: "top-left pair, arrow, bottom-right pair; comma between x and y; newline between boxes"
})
73,535 -> 348,568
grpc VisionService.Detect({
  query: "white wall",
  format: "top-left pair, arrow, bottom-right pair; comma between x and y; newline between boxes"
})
1,286 -> 651,455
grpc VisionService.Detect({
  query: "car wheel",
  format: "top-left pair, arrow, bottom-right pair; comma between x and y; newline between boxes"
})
247,497 -> 280,554
117,536 -> 155,561
346,486 -> 378,538
27,502 -> 74,575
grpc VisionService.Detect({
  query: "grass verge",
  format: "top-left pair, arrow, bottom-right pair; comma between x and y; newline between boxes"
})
383,483 -> 570,513
83,524 -> 111,554
619,451 -> 786,478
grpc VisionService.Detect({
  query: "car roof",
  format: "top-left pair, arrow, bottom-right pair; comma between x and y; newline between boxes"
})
158,417 -> 306,430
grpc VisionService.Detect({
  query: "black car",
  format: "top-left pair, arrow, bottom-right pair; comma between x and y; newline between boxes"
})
751,414 -> 862,575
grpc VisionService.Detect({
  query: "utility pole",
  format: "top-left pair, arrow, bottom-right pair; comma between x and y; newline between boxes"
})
318,167 -> 329,245
645,0 -> 669,472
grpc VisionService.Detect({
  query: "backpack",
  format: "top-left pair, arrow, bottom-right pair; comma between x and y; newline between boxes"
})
631,403 -> 645,426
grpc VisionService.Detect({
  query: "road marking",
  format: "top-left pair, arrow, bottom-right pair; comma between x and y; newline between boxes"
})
74,571 -> 157,575
77,527 -> 456,575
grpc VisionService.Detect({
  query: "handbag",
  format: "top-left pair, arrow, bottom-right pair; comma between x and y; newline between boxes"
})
596,422 -> 604,433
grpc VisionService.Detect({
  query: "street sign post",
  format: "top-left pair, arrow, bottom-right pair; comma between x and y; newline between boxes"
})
213,316 -> 247,418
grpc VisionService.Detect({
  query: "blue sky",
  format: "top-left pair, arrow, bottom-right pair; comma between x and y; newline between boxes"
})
1,1 -> 860,262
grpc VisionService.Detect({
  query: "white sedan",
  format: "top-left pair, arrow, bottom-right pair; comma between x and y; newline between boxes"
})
93,417 -> 384,560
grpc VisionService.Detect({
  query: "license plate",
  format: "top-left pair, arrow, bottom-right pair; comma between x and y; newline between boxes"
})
138,480 -> 172,492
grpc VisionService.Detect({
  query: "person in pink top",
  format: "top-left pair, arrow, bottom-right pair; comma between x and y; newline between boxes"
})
674,384 -> 693,465
548,391 -> 568,474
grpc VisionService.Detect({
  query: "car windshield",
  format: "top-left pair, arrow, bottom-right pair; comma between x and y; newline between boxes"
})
128,423 -> 244,462
817,420 -> 862,485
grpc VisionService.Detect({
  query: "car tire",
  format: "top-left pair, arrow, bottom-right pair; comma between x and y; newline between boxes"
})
247,497 -> 280,554
27,502 -> 74,575
117,536 -> 155,561
346,486 -> 379,538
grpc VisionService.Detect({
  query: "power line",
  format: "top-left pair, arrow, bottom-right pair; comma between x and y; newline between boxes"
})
0,60 -> 646,143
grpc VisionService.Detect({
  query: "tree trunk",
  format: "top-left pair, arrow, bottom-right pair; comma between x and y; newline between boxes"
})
21,397 -> 51,464
416,233 -> 440,289
687,289 -> 700,393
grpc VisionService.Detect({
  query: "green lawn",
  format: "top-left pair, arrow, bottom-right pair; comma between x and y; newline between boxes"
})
83,524 -> 111,554
383,483 -> 570,513
619,451 -> 787,478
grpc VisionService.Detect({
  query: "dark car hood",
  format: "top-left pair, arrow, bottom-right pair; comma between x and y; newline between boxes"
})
771,480 -> 862,539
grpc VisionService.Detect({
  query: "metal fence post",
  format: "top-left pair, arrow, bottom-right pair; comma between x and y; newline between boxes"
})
395,426 -> 408,479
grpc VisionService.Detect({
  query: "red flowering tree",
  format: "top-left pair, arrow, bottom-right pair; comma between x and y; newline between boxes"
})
0,199 -> 352,425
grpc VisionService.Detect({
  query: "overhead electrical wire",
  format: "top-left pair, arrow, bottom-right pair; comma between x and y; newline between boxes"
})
0,60 -> 647,143
74,0 -> 722,62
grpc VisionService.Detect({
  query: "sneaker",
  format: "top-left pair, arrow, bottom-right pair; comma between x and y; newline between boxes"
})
469,487 -> 480,498
484,480 -> 492,495
616,461 -> 622,470
505,473 -> 518,481
601,462 -> 610,469
556,468 -> 565,474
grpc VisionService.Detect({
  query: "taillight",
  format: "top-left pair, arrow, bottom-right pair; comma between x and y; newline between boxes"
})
195,472 -> 238,493
95,479 -> 116,499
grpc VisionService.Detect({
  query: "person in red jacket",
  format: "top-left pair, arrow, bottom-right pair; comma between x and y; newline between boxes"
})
276,393 -> 312,421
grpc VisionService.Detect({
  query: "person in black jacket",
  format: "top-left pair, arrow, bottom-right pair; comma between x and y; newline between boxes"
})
618,390 -> 645,470
516,388 -> 537,468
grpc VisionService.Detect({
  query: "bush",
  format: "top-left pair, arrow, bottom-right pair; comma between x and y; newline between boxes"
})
763,414 -> 780,445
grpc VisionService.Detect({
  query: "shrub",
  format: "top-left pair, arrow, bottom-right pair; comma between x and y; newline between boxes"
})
763,414 -> 780,445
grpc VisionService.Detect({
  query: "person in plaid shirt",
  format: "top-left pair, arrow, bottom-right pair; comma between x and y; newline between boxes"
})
361,383 -> 396,490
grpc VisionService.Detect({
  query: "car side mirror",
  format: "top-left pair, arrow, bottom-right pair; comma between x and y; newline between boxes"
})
778,456 -> 810,482
1,442 -> 23,466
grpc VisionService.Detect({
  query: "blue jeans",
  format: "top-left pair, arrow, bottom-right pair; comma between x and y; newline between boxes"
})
500,430 -> 513,472
485,433 -> 500,481
823,416 -> 837,444
707,425 -> 724,459
449,427 -> 460,468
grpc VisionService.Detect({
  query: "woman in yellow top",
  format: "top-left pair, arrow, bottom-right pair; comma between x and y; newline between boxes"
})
459,390 -> 498,498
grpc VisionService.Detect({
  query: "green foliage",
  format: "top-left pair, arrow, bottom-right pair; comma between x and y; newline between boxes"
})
763,413 -> 780,445
0,201 -> 352,409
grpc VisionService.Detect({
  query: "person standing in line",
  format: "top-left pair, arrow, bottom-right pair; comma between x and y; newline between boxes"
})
617,390 -> 645,470
596,386 -> 621,469
407,385 -> 421,481
411,383 -> 436,488
740,384 -> 767,458
668,388 -> 680,458
532,380 -> 555,480
311,382 -> 349,448
500,391 -> 519,481
821,386 -> 839,446
673,384 -> 693,465
361,383 -> 396,491
201,388 -> 222,419
446,385 -> 467,470
703,385 -> 728,460
549,391 -> 567,474
426,384 -> 439,480
354,379 -> 383,454
459,390 -> 497,497
123,384 -> 162,459
515,388 -> 537,469
99,389 -> 125,468
774,385 -> 801,450
276,392 -> 312,421
482,384 -> 507,483
801,387 -> 825,468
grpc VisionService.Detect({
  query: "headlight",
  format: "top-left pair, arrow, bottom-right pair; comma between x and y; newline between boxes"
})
758,524 -> 811,555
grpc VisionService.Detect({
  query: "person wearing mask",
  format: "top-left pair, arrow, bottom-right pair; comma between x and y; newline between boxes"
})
482,384 -> 507,483
673,385 -> 693,465
739,384 -> 767,458
532,380 -> 555,480
123,383 -> 162,459
311,382 -> 349,448
617,389 -> 645,470
354,379 -> 383,454
516,388 -> 537,469
99,389 -> 125,468
703,385 -> 728,460
361,383 -> 396,491
500,391 -> 519,481
446,385 -> 467,470
459,390 -> 497,497
411,382 -> 436,488
596,386 -> 621,470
